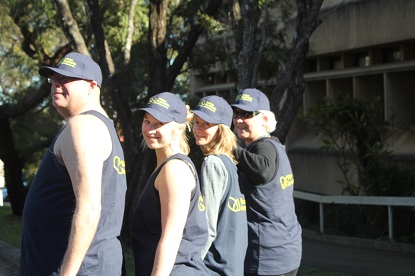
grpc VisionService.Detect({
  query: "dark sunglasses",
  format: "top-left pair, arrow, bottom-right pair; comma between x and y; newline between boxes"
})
233,110 -> 260,119
47,75 -> 82,84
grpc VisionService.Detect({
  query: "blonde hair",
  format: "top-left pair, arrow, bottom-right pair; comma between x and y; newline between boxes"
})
176,105 -> 193,155
200,124 -> 238,163
260,110 -> 277,133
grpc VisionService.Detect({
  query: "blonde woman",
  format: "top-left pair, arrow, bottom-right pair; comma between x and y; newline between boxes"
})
131,92 -> 209,276
192,95 -> 247,275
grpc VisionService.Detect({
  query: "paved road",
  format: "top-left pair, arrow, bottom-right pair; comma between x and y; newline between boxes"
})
302,238 -> 415,276
1,236 -> 415,276
0,256 -> 18,276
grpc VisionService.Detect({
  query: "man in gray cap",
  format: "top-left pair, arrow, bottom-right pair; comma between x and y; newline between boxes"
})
20,52 -> 127,275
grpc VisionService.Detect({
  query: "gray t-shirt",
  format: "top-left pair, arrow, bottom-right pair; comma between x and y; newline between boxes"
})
200,154 -> 247,275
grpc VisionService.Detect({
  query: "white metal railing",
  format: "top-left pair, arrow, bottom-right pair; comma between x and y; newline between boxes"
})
293,190 -> 415,242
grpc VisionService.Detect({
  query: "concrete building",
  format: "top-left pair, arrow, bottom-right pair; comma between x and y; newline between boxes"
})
190,0 -> 415,195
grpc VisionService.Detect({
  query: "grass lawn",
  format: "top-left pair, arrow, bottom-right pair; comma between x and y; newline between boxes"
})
0,205 -> 22,247
0,205 -> 348,275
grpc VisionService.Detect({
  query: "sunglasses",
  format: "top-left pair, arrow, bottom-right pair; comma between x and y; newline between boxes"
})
47,75 -> 82,84
233,110 -> 260,119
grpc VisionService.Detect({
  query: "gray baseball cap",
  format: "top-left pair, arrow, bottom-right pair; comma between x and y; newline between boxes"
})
231,88 -> 270,111
192,95 -> 233,127
138,92 -> 187,123
39,52 -> 103,87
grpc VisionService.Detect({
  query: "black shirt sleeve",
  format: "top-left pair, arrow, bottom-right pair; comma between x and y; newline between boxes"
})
234,138 -> 278,186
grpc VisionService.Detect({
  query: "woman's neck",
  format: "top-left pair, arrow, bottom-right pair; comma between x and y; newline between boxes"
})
155,147 -> 182,167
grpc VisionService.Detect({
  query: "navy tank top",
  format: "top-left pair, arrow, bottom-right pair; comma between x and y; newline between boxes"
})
131,153 -> 209,276
20,111 -> 127,276
244,138 -> 302,275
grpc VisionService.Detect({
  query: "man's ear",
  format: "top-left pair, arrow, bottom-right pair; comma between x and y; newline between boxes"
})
90,81 -> 99,90
262,112 -> 268,122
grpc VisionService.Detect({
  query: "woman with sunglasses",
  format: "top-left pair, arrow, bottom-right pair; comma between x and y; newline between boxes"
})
131,92 -> 209,275
192,95 -> 247,275
231,88 -> 302,276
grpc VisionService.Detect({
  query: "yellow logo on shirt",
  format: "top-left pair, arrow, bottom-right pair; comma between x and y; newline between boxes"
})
227,197 -> 246,212
280,174 -> 294,190
113,156 -> 126,175
198,196 -> 206,211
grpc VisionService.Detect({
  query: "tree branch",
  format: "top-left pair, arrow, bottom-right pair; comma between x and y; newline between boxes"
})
166,0 -> 223,90
0,82 -> 50,119
55,0 -> 90,55
270,0 -> 324,107
124,0 -> 139,65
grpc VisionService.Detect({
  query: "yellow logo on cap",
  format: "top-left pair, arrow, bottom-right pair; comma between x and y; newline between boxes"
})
58,57 -> 77,68
197,100 -> 216,113
148,97 -> 170,109
235,93 -> 253,102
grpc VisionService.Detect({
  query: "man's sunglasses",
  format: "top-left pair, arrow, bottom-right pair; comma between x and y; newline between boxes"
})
48,75 -> 82,84
233,110 -> 261,119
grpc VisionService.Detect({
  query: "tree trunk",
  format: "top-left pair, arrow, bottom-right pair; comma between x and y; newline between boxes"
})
274,58 -> 306,143
0,118 -> 27,215
166,0 -> 223,90
148,0 -> 169,94
54,0 -> 89,54
270,0 -> 324,142
87,2 -> 143,216
235,0 -> 261,91
124,0 -> 139,65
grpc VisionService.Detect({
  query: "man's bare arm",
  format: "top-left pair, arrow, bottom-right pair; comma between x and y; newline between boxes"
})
57,115 -> 111,275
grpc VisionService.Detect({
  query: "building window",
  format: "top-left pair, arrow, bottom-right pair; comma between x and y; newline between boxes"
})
382,47 -> 401,63
329,56 -> 342,70
353,52 -> 370,67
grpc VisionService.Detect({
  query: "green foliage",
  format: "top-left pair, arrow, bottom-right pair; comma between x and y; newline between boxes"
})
301,96 -> 415,243
102,1 -> 149,59
189,0 -> 292,87
1,2 -> 67,184
0,206 -> 22,247
1,0 -> 219,187
0,6 -> 42,98
7,0 -> 66,57
301,96 -> 415,196
172,71 -> 190,97
11,104 -> 63,184
198,12 -> 227,34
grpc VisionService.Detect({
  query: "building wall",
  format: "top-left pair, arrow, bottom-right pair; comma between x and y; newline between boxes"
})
310,0 -> 415,55
190,0 -> 415,195
287,0 -> 415,195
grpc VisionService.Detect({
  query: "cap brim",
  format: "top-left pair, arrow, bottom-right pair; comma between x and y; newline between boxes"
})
39,66 -> 89,80
231,104 -> 257,112
138,107 -> 173,123
192,110 -> 222,125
